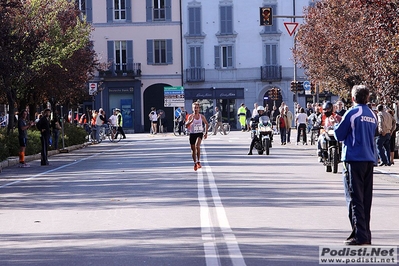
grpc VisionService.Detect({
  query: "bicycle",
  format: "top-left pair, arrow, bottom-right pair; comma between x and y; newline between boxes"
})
208,117 -> 230,136
104,124 -> 122,142
90,124 -> 121,143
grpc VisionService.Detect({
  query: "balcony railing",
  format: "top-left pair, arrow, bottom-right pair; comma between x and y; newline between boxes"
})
99,63 -> 142,78
261,65 -> 282,82
186,67 -> 205,82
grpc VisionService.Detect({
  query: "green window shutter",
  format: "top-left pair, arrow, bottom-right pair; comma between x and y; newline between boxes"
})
214,46 -> 220,69
166,39 -> 173,64
147,40 -> 153,64
146,0 -> 153,22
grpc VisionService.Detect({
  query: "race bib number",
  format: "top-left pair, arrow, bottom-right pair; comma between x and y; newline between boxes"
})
193,124 -> 203,133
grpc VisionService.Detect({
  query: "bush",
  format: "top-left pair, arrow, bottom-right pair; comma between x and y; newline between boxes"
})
0,123 -> 87,162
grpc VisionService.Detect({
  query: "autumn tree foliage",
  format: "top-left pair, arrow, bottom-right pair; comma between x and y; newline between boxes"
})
0,0 -> 96,131
295,0 -> 399,104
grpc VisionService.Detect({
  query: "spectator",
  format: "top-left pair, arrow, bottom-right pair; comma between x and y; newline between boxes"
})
50,110 -> 62,150
0,112 -> 6,127
245,106 -> 251,131
18,110 -> 34,168
270,105 -> 280,126
376,104 -> 393,166
36,109 -> 51,166
335,100 -> 346,116
108,109 -> 118,127
284,106 -> 294,143
149,107 -> 159,134
295,107 -> 308,145
276,108 -> 288,145
252,103 -> 259,118
95,108 -> 106,142
388,109 -> 397,165
334,84 -> 376,245
212,106 -> 226,135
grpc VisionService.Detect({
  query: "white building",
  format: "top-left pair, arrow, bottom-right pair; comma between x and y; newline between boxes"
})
84,0 -> 334,132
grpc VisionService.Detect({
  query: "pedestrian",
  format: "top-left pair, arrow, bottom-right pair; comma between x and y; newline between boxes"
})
149,107 -> 159,134
387,109 -> 397,165
284,106 -> 294,143
50,110 -> 62,150
295,107 -> 308,145
115,108 -> 126,139
36,108 -> 51,166
252,103 -> 259,118
185,102 -> 208,171
237,103 -> 246,131
18,110 -> 34,168
95,108 -> 106,142
270,105 -> 280,127
276,108 -> 288,145
245,106 -> 251,131
178,107 -> 187,135
108,109 -> 118,127
212,106 -> 226,135
376,104 -> 393,166
334,85 -> 377,245
335,100 -> 346,116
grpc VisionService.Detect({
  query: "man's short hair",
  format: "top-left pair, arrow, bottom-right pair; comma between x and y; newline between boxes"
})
377,104 -> 384,112
352,85 -> 369,105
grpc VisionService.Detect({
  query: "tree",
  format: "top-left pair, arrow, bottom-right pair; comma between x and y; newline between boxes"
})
294,0 -> 399,104
0,0 -> 95,131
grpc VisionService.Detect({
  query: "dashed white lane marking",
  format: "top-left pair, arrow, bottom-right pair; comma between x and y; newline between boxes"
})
198,145 -> 246,266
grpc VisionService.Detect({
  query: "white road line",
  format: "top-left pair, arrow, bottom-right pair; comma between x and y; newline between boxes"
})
199,145 -> 246,266
198,167 -> 220,266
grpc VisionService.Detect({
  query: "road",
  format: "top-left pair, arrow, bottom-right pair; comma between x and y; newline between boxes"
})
0,131 -> 398,266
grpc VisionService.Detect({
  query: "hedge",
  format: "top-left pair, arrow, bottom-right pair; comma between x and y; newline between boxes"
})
0,123 -> 87,162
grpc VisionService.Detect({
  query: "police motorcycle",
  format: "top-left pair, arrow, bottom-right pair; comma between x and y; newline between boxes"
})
250,106 -> 273,155
318,102 -> 342,173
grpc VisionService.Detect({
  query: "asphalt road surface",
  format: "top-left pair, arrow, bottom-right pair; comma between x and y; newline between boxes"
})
1,131 -> 398,266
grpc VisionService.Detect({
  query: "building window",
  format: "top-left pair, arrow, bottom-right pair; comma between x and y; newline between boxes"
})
214,45 -> 233,69
220,6 -> 233,35
265,44 -> 278,65
115,41 -> 127,71
114,0 -> 126,20
147,39 -> 173,65
76,0 -> 86,14
153,0 -> 165,21
154,40 -> 166,64
188,7 -> 201,36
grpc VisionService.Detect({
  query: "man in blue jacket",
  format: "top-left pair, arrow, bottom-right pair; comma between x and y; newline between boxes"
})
334,85 -> 377,245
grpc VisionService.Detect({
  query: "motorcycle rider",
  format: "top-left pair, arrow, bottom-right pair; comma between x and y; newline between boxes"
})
247,106 -> 269,155
317,101 -> 342,162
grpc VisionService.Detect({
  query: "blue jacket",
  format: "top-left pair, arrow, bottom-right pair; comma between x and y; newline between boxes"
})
334,104 -> 377,162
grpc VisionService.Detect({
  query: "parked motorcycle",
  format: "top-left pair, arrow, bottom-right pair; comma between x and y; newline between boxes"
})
319,129 -> 341,173
252,116 -> 273,155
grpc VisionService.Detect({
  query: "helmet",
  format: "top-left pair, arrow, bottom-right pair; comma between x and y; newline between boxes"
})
257,106 -> 265,111
322,101 -> 333,111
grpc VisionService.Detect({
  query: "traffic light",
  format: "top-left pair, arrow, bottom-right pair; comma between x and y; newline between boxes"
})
290,81 -> 296,92
297,81 -> 304,91
260,7 -> 273,26
311,83 -> 315,95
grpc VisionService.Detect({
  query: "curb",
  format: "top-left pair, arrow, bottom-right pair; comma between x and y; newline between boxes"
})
0,143 -> 89,170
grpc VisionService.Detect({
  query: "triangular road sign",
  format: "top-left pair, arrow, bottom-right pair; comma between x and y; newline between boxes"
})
284,22 -> 299,36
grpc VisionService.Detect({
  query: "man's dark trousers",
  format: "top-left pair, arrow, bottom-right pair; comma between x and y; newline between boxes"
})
343,161 -> 373,244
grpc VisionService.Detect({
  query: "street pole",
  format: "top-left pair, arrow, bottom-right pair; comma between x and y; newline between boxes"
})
59,105 -> 68,153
